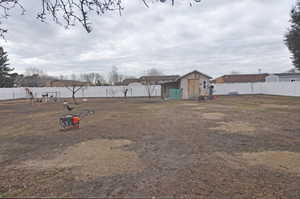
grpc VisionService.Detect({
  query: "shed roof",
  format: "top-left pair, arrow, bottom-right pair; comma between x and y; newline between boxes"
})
160,70 -> 212,85
177,70 -> 212,80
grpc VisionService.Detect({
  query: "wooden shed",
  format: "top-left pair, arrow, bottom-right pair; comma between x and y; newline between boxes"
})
161,70 -> 212,100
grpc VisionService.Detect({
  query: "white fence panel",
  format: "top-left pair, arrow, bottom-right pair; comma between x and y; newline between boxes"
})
0,85 -> 161,100
214,82 -> 300,97
214,83 -> 255,95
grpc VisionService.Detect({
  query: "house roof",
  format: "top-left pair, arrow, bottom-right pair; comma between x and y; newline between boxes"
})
273,73 -> 300,77
177,70 -> 212,80
50,80 -> 89,86
122,78 -> 140,85
214,73 -> 269,83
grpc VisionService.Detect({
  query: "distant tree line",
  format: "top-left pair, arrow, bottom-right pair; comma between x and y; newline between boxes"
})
285,0 -> 300,70
0,46 -> 165,88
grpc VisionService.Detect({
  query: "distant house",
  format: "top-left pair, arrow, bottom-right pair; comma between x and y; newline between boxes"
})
47,80 -> 90,87
266,73 -> 300,82
213,74 -> 269,84
161,70 -> 212,100
122,78 -> 141,85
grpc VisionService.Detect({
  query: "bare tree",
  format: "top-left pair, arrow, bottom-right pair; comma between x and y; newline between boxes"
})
21,67 -> 56,87
25,67 -> 46,76
0,0 -> 201,38
59,75 -> 66,80
70,73 -> 78,81
121,86 -> 129,98
108,66 -> 124,85
65,82 -> 85,104
144,79 -> 156,99
80,72 -> 105,85
95,74 -> 106,86
146,68 -> 163,76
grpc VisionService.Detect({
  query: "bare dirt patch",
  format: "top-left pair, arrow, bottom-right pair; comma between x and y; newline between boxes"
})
204,104 -> 234,109
180,103 -> 199,106
210,121 -> 256,135
239,151 -> 300,174
202,113 -> 225,120
261,104 -> 292,109
22,139 -> 145,180
213,152 -> 244,169
193,106 -> 206,110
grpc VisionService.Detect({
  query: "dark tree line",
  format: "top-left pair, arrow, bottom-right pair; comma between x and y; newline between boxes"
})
285,0 -> 300,70
0,0 -> 201,38
0,46 -> 19,87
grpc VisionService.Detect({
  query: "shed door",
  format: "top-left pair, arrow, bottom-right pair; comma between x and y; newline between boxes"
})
188,79 -> 199,98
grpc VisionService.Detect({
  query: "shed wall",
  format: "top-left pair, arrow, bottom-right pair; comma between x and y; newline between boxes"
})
180,73 -> 210,99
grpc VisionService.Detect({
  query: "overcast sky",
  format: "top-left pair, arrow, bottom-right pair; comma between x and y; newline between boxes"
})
0,0 -> 296,79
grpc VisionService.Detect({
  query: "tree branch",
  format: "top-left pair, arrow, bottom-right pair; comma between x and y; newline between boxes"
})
0,0 -> 202,39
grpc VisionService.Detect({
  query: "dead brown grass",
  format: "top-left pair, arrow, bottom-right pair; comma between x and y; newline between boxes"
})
22,139 -> 145,180
193,107 -> 206,110
239,151 -> 300,174
202,113 -> 225,120
181,103 -> 199,106
260,104 -> 292,109
213,152 -> 244,170
210,121 -> 256,135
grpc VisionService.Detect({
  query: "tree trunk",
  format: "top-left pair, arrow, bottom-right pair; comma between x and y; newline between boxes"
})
72,91 -> 77,104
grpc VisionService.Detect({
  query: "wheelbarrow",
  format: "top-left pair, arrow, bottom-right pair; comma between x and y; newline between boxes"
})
59,114 -> 80,130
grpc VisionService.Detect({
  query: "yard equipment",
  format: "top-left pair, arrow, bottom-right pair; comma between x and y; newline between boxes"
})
59,109 -> 95,130
59,114 -> 80,130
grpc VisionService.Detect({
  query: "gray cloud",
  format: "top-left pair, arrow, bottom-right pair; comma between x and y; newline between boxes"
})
0,0 -> 294,78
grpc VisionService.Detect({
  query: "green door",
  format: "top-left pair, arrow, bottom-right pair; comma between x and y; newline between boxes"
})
169,89 -> 182,99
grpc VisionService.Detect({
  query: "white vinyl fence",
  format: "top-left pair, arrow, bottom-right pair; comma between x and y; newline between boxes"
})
1,82 -> 299,100
214,82 -> 300,97
0,85 -> 161,100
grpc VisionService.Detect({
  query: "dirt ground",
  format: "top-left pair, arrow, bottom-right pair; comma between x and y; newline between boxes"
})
0,95 -> 300,198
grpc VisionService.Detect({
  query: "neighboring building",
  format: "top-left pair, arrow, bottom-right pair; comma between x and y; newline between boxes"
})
213,74 -> 269,84
122,78 -> 141,85
139,75 -> 180,85
161,70 -> 212,100
266,73 -> 300,82
47,80 -> 90,87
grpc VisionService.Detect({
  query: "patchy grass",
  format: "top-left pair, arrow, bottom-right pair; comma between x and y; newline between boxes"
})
1,95 -> 300,197
21,139 -> 144,180
239,151 -> 300,174
210,121 -> 256,135
202,113 -> 225,120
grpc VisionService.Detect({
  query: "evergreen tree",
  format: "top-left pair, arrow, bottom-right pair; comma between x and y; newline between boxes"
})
0,46 -> 15,87
285,0 -> 300,70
